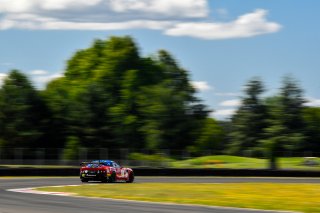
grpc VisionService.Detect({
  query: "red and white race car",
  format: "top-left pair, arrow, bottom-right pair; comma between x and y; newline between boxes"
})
80,160 -> 134,183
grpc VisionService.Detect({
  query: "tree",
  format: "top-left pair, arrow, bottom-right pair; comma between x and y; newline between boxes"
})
109,69 -> 143,148
62,136 -> 81,161
44,36 -> 143,149
230,78 -> 268,156
302,107 -> 320,153
42,77 -> 73,148
43,36 -> 209,150
0,70 -> 47,148
137,50 -> 209,150
193,118 -> 226,154
262,76 -> 305,169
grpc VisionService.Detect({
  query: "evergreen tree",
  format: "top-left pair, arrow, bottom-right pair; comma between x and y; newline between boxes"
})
262,76 -> 305,169
303,107 -> 320,153
0,70 -> 46,147
230,78 -> 268,156
193,118 -> 225,153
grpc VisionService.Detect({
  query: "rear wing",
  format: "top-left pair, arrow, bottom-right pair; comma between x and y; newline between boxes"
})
80,160 -> 105,166
80,162 -> 100,166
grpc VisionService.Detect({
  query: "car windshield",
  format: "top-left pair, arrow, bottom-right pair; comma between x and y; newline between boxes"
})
90,160 -> 113,166
113,162 -> 120,168
101,162 -> 112,166
86,163 -> 100,168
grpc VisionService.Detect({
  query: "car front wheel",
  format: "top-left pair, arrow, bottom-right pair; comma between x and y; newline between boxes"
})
126,172 -> 134,183
108,172 -> 116,183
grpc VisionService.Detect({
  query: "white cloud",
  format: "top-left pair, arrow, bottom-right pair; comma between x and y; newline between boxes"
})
0,1 -> 281,40
41,0 -> 103,10
32,73 -> 63,85
211,109 -> 236,119
165,9 -> 281,40
214,92 -> 239,97
220,99 -> 241,107
191,81 -> 212,91
0,0 -> 105,12
0,73 -> 8,87
31,69 -> 49,75
0,70 -> 62,88
108,0 -> 208,18
305,97 -> 320,107
0,0 -> 208,22
0,62 -> 13,67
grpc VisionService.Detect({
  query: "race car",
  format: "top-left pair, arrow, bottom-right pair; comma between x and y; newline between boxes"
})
80,160 -> 134,183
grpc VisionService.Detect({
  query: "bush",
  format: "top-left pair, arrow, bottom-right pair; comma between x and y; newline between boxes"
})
62,136 -> 81,161
128,152 -> 172,167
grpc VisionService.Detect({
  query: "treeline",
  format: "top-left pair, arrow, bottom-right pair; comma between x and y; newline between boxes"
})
229,77 -> 320,168
0,36 -> 217,152
0,36 -> 319,168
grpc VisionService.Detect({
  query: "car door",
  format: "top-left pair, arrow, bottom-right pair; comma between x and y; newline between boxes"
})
113,162 -> 122,178
113,162 -> 127,179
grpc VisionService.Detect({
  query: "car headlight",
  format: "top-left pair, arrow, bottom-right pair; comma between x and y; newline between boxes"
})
84,170 -> 88,174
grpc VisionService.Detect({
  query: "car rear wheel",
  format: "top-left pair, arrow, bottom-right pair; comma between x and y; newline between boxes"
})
108,172 -> 116,183
126,172 -> 134,183
81,178 -> 88,183
101,177 -> 108,183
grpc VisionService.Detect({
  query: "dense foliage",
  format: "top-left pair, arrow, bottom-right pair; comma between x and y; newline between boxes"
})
0,36 -> 319,167
0,36 -> 211,152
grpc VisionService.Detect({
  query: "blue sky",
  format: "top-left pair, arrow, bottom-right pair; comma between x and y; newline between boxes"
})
0,0 -> 319,119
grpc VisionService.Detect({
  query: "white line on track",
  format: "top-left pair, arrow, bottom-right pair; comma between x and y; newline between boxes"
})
7,187 -> 75,196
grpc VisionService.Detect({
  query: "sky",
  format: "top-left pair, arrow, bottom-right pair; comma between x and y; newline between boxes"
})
0,0 -> 319,120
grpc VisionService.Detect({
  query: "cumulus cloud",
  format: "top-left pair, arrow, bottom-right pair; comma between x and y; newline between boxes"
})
0,0 -> 281,40
31,69 -> 49,75
108,0 -> 208,18
220,99 -> 241,107
212,99 -> 240,120
32,73 -> 63,85
0,0 -> 207,25
214,92 -> 239,97
0,0 -> 208,17
0,70 -> 62,88
165,9 -> 281,39
305,97 -> 320,107
0,73 -> 8,87
211,109 -> 236,119
191,81 -> 212,91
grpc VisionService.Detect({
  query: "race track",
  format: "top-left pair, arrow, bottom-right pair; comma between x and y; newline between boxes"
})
1,177 -> 320,213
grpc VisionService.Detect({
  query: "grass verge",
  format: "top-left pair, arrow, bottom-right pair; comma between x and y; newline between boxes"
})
37,183 -> 320,212
171,155 -> 320,170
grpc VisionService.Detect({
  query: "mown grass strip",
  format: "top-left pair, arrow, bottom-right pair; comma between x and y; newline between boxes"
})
171,155 -> 320,170
37,183 -> 320,212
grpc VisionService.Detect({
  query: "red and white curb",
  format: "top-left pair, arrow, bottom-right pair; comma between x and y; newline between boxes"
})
6,185 -> 79,196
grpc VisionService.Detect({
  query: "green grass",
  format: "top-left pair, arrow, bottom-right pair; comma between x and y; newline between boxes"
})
37,183 -> 320,212
171,155 -> 266,169
278,157 -> 320,170
1,155 -> 319,170
171,155 -> 320,170
0,165 -> 78,168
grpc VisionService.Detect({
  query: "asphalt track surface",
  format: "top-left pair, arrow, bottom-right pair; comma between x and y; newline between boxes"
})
1,177 -> 320,213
